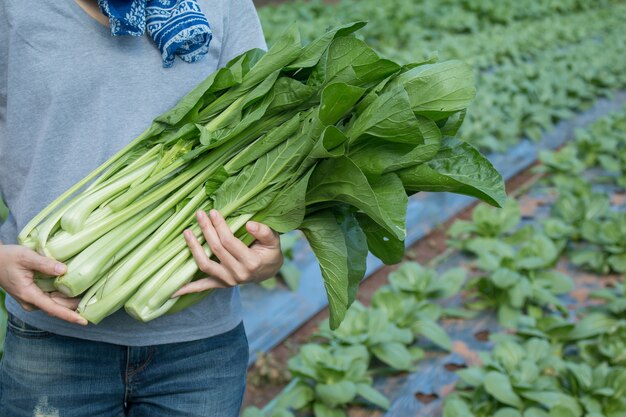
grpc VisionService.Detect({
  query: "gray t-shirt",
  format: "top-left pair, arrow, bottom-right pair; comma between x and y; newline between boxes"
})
0,0 -> 267,345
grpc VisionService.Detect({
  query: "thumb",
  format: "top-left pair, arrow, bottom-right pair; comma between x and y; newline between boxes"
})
246,221 -> 279,248
19,249 -> 66,276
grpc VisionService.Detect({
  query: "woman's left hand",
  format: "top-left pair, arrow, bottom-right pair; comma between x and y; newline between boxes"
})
173,209 -> 283,297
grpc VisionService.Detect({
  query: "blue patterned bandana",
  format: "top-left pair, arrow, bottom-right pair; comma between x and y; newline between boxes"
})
97,0 -> 212,68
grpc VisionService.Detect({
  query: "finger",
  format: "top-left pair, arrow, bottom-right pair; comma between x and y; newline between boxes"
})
197,210 -> 241,273
23,288 -> 87,325
246,221 -> 280,248
19,250 -> 66,276
171,277 -> 228,297
208,209 -> 249,260
49,292 -> 81,310
184,229 -> 236,287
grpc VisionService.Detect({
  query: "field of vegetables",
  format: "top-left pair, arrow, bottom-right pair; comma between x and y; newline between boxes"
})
0,0 -> 625,416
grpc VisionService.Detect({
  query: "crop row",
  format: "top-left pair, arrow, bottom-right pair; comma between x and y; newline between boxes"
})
257,0 -> 620,46
258,3 -> 626,153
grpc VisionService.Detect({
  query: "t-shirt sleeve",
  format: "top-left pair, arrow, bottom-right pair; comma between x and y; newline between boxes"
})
218,0 -> 267,67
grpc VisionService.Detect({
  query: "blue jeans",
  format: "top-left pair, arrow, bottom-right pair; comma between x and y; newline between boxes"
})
0,314 -> 249,417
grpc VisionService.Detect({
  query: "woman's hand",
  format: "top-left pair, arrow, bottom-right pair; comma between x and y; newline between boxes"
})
0,245 -> 87,324
174,209 -> 283,297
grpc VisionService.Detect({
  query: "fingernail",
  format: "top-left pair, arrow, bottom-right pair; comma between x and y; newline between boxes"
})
209,209 -> 218,220
76,317 -> 88,326
248,221 -> 258,233
183,229 -> 191,239
54,263 -> 66,275
196,210 -> 205,220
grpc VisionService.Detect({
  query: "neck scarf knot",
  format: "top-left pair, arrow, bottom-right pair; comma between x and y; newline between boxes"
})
97,0 -> 212,68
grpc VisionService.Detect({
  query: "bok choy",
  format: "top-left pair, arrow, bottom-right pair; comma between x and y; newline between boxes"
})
19,22 -> 506,328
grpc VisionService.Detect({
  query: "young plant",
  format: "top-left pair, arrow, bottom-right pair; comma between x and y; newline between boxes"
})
370,262 -> 466,350
542,187 -> 610,242
570,212 -> 626,274
464,232 -> 573,328
452,336 -> 578,416
263,343 -> 390,417
316,302 -> 419,371
568,283 -> 626,367
448,199 -> 522,246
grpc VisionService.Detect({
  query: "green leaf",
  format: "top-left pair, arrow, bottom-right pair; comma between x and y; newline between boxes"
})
484,371 -> 523,408
275,381 -> 315,410
608,253 -> 626,273
494,409 -> 523,417
214,127 -> 314,215
524,408 -> 549,417
498,304 -> 523,329
321,36 -> 400,87
434,267 -> 466,298
315,381 -> 357,408
313,402 -> 345,417
154,48 -> 263,125
491,269 -> 521,289
356,213 -> 404,265
386,60 -> 476,119
241,407 -> 265,417
443,396 -> 474,417
307,157 -> 407,240
241,24 -> 302,91
371,342 -> 414,370
348,142 -> 438,180
346,88 -> 422,145
413,319 -> 452,350
356,383 -> 390,409
318,83 -> 366,126
521,392 -> 581,415
279,263 -> 301,291
259,277 -> 277,290
255,168 -> 314,233
457,367 -> 485,386
300,210 -> 366,329
285,21 -> 366,70
566,313 -> 618,340
225,113 -> 301,174
335,208 -> 368,306
398,137 -> 506,207
308,126 -> 348,159
548,406 -> 578,417
267,77 -> 317,115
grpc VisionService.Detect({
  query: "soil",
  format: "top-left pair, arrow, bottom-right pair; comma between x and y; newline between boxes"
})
242,161 -> 544,411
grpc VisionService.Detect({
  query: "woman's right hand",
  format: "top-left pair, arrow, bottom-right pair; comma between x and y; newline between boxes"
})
0,244 -> 87,325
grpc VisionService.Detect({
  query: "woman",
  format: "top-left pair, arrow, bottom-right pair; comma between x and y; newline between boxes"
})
0,1 -> 282,415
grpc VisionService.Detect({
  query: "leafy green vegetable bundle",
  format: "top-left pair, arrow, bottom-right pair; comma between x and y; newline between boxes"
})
19,22 -> 505,326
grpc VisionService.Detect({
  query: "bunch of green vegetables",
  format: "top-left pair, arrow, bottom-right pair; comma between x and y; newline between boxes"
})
19,23 -> 504,326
